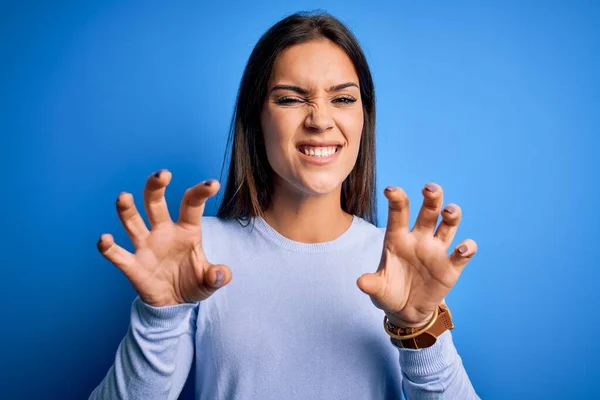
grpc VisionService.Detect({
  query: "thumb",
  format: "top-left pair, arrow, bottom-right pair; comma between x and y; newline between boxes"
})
206,264 -> 232,290
357,272 -> 385,299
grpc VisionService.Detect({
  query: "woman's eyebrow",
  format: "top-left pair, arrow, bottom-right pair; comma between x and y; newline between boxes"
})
270,85 -> 310,95
270,82 -> 359,95
327,82 -> 359,92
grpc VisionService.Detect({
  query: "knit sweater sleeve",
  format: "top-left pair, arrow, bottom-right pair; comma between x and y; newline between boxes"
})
89,296 -> 198,400
397,331 -> 480,399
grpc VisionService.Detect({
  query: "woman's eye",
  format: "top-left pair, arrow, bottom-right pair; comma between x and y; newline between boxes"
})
274,96 -> 357,105
275,97 -> 303,105
333,96 -> 357,104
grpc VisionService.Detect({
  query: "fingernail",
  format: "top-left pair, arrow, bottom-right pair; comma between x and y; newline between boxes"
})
154,170 -> 162,178
444,205 -> 456,214
425,183 -> 437,192
385,186 -> 397,192
205,179 -> 216,186
457,245 -> 468,254
215,271 -> 224,287
96,236 -> 106,251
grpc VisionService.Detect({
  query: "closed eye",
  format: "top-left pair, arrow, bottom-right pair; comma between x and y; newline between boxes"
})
333,96 -> 357,104
274,97 -> 304,105
275,96 -> 357,105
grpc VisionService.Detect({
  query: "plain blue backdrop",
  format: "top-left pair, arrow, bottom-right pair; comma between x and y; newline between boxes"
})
1,1 -> 599,399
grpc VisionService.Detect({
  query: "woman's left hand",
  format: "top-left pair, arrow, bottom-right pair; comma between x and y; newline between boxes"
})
357,183 -> 478,328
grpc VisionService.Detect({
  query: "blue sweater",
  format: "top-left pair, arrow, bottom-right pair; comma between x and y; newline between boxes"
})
90,215 -> 478,399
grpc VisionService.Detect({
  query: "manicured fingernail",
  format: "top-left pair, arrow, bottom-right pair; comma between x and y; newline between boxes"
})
97,235 -> 106,251
205,179 -> 216,186
385,186 -> 397,192
425,183 -> 437,192
444,205 -> 456,214
215,271 -> 224,286
457,245 -> 468,254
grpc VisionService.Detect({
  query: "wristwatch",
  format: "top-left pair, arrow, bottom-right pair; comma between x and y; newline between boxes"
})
384,303 -> 454,349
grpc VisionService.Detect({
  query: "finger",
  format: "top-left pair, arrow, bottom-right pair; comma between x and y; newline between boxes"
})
178,179 -> 221,227
205,264 -> 233,290
449,239 -> 478,271
412,183 -> 443,233
97,233 -> 137,278
143,169 -> 173,227
434,203 -> 462,246
384,186 -> 410,233
116,192 -> 150,247
356,271 -> 386,300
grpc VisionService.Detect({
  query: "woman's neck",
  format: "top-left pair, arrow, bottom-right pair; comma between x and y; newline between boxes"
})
262,183 -> 353,244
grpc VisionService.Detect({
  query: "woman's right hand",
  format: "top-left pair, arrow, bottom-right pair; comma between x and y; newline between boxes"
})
97,170 -> 232,307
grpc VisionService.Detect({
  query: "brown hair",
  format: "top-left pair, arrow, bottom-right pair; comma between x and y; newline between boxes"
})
217,11 -> 377,225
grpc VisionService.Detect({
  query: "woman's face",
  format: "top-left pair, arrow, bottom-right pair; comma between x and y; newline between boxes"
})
260,39 -> 364,197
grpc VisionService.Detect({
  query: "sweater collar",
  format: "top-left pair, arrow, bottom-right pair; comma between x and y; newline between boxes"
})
250,215 -> 361,253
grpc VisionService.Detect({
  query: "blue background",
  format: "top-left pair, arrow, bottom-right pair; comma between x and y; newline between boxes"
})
1,1 -> 598,399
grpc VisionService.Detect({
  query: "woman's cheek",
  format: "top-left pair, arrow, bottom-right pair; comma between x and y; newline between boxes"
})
264,142 -> 284,173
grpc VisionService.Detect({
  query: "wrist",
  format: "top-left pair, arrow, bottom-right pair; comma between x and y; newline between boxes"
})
135,297 -> 197,329
383,304 -> 454,349
385,312 -> 434,329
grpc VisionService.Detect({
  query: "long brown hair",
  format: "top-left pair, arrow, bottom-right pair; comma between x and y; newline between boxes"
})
217,11 -> 377,225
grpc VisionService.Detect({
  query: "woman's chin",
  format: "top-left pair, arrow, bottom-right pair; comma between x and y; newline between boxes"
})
298,179 -> 342,196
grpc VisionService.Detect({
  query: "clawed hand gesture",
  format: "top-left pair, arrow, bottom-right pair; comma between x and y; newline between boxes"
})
97,170 -> 232,307
358,183 -> 477,327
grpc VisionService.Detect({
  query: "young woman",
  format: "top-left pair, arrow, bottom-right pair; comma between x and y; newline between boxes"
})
91,12 -> 479,400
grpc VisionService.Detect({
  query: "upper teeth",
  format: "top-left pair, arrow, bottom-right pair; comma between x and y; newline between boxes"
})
300,146 -> 338,157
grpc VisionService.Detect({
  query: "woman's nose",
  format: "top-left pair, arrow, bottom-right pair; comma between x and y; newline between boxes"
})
304,105 -> 335,133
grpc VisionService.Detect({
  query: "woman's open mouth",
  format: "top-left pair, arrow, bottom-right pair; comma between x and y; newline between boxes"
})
296,145 -> 342,165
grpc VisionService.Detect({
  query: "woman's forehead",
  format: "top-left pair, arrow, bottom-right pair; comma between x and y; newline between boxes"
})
270,40 -> 358,87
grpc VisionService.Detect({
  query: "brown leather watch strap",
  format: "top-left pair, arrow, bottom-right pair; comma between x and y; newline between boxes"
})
387,303 -> 454,349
